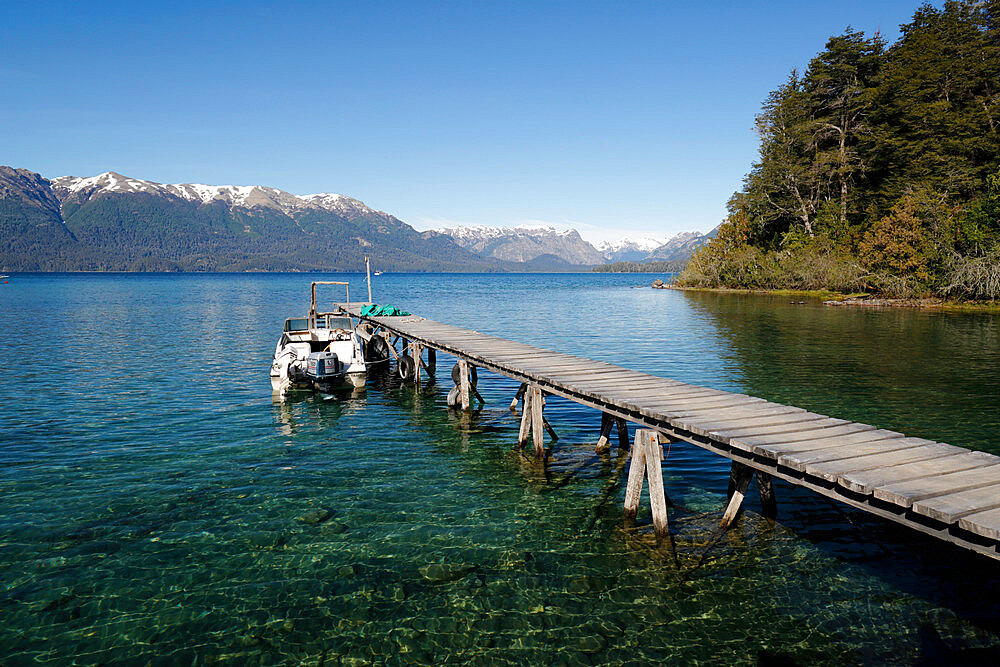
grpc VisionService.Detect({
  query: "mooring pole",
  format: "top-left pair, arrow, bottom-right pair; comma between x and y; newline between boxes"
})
365,255 -> 372,303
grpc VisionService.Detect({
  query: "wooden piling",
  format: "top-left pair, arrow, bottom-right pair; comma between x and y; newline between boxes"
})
758,471 -> 777,519
530,385 -> 545,457
623,429 -> 670,535
518,387 -> 534,449
615,417 -> 630,452
595,413 -> 614,453
458,359 -> 471,411
720,462 -> 755,529
412,343 -> 422,386
623,436 -> 647,520
382,332 -> 399,360
510,383 -> 526,411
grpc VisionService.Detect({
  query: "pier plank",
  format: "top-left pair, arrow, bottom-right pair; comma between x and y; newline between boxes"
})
778,437 -> 938,472
839,452 -> 999,494
675,400 -> 797,414
751,429 -> 904,458
911,483 -> 1000,523
958,508 -> 1000,541
803,443 -> 963,482
682,411 -> 830,435
711,417 -> 851,442
732,424 -> 882,455
873,465 -> 1000,508
668,403 -> 806,423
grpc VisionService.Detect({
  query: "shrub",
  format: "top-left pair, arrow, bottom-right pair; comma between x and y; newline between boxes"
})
941,246 -> 1000,300
858,194 -> 938,285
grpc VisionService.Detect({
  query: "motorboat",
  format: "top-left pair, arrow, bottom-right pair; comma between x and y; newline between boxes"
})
270,281 -> 368,397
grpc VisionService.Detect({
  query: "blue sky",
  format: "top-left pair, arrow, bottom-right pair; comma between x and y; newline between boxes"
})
2,0 -> 925,243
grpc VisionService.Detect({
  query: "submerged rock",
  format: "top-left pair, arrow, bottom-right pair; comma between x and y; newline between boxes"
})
320,520 -> 349,535
299,508 -> 333,525
572,634 -> 606,654
419,563 -> 475,583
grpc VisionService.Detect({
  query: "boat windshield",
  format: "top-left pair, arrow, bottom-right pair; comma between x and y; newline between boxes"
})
324,316 -> 354,330
284,317 -> 310,332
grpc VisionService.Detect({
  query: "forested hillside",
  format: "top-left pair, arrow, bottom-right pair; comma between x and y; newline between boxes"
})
679,0 -> 1000,300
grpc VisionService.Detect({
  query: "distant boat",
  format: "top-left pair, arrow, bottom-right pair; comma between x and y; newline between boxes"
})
374,271 -> 383,276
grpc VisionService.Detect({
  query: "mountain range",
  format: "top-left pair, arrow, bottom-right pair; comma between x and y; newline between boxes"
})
1,165 -> 714,272
432,225 -> 715,265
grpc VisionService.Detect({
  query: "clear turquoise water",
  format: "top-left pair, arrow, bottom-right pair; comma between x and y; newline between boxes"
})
1,273 -> 999,665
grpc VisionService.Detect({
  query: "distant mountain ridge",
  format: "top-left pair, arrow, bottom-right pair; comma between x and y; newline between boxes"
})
2,166 -> 499,272
646,229 -> 717,261
434,224 -> 714,266
597,237 -> 667,262
51,171 -> 378,219
433,224 -> 605,265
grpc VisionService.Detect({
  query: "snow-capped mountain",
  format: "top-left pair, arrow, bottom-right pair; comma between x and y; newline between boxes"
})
434,224 -> 606,265
597,236 -> 668,262
646,229 -> 718,261
50,171 -> 377,219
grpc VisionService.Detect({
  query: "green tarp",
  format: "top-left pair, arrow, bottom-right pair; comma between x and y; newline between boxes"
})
360,304 -> 412,317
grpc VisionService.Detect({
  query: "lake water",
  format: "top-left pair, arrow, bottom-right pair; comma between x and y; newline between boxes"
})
2,273 -> 999,665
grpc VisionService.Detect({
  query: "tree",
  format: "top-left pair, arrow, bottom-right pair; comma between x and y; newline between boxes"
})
803,29 -> 884,228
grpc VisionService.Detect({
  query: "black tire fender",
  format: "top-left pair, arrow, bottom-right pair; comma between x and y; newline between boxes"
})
398,354 -> 416,380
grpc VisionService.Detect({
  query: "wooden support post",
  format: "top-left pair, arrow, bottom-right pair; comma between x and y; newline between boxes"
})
720,462 -> 755,529
542,416 -> 558,442
595,413 -> 614,453
426,348 -> 436,373
382,333 -> 399,360
530,385 -> 545,457
642,430 -> 670,536
757,471 -> 777,519
412,343 -> 422,386
458,359 -> 471,411
615,417 -> 630,452
510,383 -> 526,411
623,429 -> 670,535
517,387 -> 534,449
623,438 -> 647,519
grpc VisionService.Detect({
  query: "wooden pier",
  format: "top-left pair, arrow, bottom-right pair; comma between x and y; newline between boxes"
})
341,306 -> 1000,561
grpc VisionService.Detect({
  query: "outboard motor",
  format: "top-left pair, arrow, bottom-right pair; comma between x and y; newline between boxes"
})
306,351 -> 343,382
